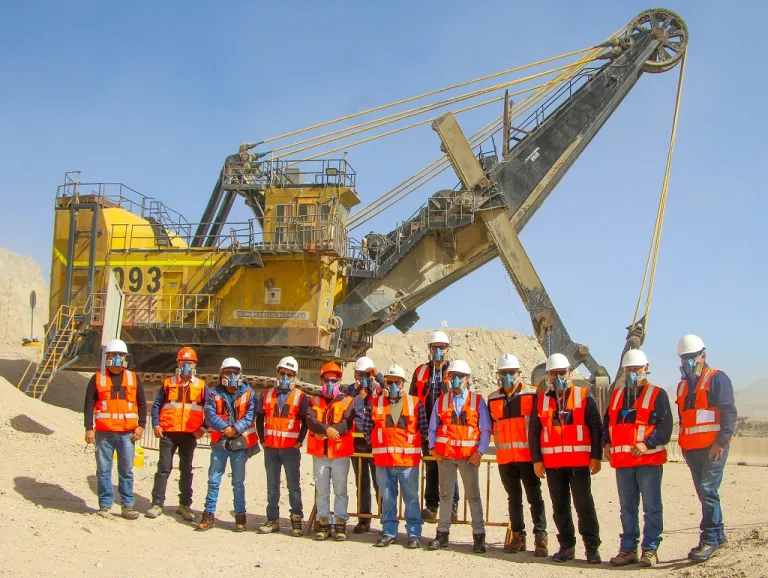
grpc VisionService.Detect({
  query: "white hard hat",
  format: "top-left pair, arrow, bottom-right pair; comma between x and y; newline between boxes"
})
383,364 -> 406,379
220,357 -> 242,371
105,339 -> 128,354
276,356 -> 299,373
621,349 -> 649,368
354,356 -> 375,372
545,353 -> 570,372
428,330 -> 450,346
447,359 -> 471,375
497,353 -> 520,371
677,334 -> 705,356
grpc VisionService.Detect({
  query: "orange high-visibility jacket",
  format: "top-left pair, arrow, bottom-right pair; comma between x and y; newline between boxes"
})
94,369 -> 139,432
370,394 -> 422,467
262,387 -> 306,449
676,367 -> 723,451
158,376 -> 206,433
607,382 -> 667,467
537,386 -> 592,468
487,385 -> 537,464
209,388 -> 258,448
307,395 -> 355,458
433,391 -> 482,459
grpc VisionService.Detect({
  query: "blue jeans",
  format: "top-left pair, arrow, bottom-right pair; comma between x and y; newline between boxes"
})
684,445 -> 729,545
264,447 -> 303,520
313,456 -> 351,521
204,449 -> 247,514
95,431 -> 135,509
616,466 -> 664,551
376,465 -> 422,539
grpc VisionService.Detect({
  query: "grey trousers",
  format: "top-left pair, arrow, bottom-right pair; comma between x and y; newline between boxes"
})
437,458 -> 485,535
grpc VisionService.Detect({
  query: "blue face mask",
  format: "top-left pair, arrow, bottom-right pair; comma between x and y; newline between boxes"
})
223,374 -> 240,389
682,357 -> 700,378
108,354 -> 125,368
432,347 -> 444,362
386,382 -> 401,400
451,375 -> 465,392
359,376 -> 370,391
626,372 -> 639,389
553,376 -> 567,392
502,374 -> 519,390
278,375 -> 292,392
179,362 -> 193,377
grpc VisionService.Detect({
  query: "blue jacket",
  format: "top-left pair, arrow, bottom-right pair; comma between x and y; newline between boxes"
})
204,383 -> 257,435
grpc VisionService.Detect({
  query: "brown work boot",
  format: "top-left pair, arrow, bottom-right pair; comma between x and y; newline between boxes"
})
314,517 -> 330,540
504,531 -> 526,553
290,514 -> 303,537
427,531 -> 450,550
638,549 -> 659,567
610,549 -> 638,566
195,511 -> 215,531
120,506 -> 139,520
353,520 -> 370,534
334,517 -> 347,542
534,534 -> 548,557
234,512 -> 247,532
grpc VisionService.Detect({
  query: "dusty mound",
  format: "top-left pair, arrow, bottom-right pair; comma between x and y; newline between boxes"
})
0,248 -> 49,345
677,526 -> 768,578
342,327 -> 546,396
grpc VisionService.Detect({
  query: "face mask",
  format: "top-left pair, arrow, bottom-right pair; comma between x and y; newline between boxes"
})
322,379 -> 340,399
359,376 -> 370,391
108,354 -> 125,368
553,375 -> 567,392
451,375 -> 465,393
223,374 -> 240,389
502,374 -> 519,390
682,357 -> 701,378
626,371 -> 639,389
432,347 -> 444,362
386,382 -> 402,401
278,375 -> 292,392
178,362 -> 193,378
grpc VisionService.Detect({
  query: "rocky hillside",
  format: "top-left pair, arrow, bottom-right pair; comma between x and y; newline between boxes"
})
0,248 -> 49,344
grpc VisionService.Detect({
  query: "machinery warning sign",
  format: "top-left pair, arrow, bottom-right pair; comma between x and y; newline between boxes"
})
265,288 -> 281,304
234,310 -> 309,320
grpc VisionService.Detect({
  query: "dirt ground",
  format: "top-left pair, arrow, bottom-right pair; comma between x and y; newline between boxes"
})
1,376 -> 767,578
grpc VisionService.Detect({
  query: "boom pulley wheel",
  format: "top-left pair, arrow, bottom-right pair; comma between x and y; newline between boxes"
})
629,8 -> 688,73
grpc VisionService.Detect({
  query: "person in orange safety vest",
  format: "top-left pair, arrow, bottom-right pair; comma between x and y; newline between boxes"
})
146,347 -> 208,522
307,362 -> 356,541
529,353 -> 603,564
603,349 -> 672,568
488,353 -> 548,557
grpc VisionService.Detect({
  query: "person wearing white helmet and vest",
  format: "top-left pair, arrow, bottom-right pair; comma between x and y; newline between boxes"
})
84,339 -> 147,520
409,330 -> 460,522
675,335 -> 737,562
529,353 -> 603,564
488,353 -> 548,557
361,364 -> 430,548
348,356 -> 385,534
256,355 -> 309,536
426,359 -> 492,553
603,349 -> 672,568
196,357 -> 258,532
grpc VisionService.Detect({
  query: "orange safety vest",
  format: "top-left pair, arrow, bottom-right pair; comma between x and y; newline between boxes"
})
209,388 -> 258,448
433,391 -> 482,459
537,386 -> 592,468
412,363 -> 448,408
487,385 -> 537,464
158,376 -> 207,433
94,369 -> 139,432
676,367 -> 723,451
307,395 -> 355,458
370,394 -> 422,467
607,382 -> 667,467
263,387 -> 306,449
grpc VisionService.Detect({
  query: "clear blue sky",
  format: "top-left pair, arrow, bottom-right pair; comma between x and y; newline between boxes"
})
1,0 -> 765,390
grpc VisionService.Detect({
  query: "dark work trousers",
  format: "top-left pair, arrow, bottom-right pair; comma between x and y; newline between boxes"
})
545,466 -> 601,548
498,461 -> 547,536
351,455 -> 380,523
151,432 -> 197,507
424,459 -> 460,511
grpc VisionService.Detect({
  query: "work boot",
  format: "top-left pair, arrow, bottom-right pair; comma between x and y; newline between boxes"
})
427,531 -> 450,550
234,512 -> 247,532
534,534 -> 548,557
406,536 -> 421,549
353,520 -> 370,534
688,543 -> 719,562
290,514 -> 304,537
504,531 -> 526,553
421,507 -> 438,522
585,543 -> 602,564
121,506 -> 139,520
176,505 -> 195,522
375,535 -> 396,547
638,549 -> 659,568
96,507 -> 111,519
145,505 -> 163,519
719,537 -> 729,550
258,519 -> 280,534
473,533 -> 487,554
552,546 -> 575,563
609,550 -> 638,566
195,512 -> 215,531
451,504 -> 459,522
334,518 -> 347,542
315,517 -> 330,541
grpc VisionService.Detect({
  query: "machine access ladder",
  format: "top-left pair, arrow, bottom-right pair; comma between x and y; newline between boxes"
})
23,305 -> 78,399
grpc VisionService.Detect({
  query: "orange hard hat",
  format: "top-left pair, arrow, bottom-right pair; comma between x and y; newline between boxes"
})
177,347 -> 198,362
320,361 -> 343,379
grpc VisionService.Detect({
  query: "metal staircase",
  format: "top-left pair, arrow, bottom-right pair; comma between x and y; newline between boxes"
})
24,305 -> 78,399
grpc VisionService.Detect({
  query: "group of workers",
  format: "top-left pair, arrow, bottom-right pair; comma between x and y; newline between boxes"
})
84,330 -> 736,567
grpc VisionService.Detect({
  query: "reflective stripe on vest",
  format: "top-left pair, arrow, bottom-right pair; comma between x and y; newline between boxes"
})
537,386 -> 592,468
263,387 -> 305,449
370,394 -> 422,467
307,396 -> 355,458
158,376 -> 206,433
433,391 -> 481,459
94,370 -> 139,432
209,388 -> 258,448
676,367 -> 722,450
607,382 -> 667,468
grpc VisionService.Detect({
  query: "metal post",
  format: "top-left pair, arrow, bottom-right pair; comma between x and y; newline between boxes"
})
86,202 -> 101,319
502,89 -> 510,158
63,200 -> 77,306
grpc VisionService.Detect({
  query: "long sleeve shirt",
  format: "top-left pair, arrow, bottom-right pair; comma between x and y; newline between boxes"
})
255,388 -> 310,445
409,361 -> 448,419
528,388 -> 603,464
151,379 -> 211,429
204,383 -> 257,435
427,391 -> 492,454
602,385 -> 673,450
84,371 -> 147,431
679,365 -> 738,447
361,397 -> 430,446
306,394 -> 356,435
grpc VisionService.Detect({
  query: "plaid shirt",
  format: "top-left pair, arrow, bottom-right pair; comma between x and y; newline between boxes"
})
361,395 -> 430,446
409,362 -> 448,419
